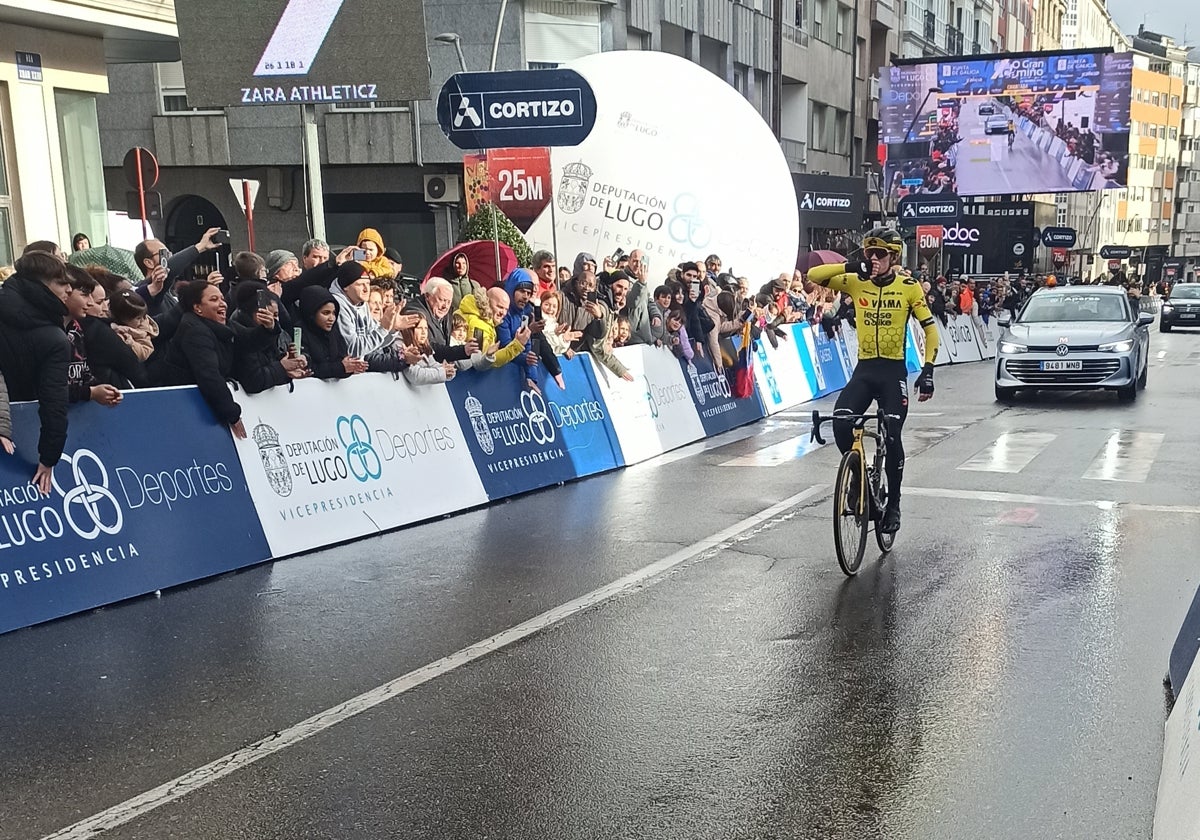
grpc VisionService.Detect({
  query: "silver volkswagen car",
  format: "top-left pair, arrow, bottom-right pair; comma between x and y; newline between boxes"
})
994,285 -> 1152,402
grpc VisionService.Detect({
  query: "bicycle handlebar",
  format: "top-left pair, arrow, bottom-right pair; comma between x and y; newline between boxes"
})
810,409 -> 887,445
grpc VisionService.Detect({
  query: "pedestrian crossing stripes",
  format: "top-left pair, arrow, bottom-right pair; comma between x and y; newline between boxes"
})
1082,431 -> 1164,483
956,429 -> 1166,483
959,432 -> 1058,473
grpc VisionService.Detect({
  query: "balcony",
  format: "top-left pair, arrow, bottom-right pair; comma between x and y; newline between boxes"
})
923,10 -> 936,42
1178,181 -> 1200,201
1176,212 -> 1200,232
1183,149 -> 1197,168
871,0 -> 897,31
781,137 -> 807,172
783,21 -> 810,47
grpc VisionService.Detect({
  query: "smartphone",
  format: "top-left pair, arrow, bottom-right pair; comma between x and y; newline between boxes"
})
532,303 -> 542,321
292,327 -> 303,357
587,290 -> 598,303
255,289 -> 272,311
212,229 -> 231,246
473,327 -> 484,344
158,248 -> 170,267
521,315 -> 531,330
351,247 -> 367,261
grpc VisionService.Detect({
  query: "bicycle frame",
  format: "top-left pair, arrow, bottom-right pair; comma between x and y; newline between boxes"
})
811,409 -> 889,518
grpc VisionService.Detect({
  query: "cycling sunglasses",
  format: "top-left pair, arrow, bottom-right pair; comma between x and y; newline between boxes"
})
864,247 -> 892,260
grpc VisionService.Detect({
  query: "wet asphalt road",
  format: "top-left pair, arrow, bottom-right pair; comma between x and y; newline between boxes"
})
4,329 -> 1200,840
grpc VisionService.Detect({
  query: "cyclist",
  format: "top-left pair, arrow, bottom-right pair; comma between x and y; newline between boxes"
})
1007,119 -> 1015,150
808,228 -> 940,534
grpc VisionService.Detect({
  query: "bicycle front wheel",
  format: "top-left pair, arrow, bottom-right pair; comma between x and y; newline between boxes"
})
834,449 -> 868,576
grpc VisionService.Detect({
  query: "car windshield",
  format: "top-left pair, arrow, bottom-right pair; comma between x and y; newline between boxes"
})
1020,293 -> 1128,323
1169,285 -> 1200,299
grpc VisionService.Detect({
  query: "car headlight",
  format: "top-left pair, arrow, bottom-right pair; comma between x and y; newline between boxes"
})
1098,339 -> 1134,352
1162,304 -> 1174,313
998,341 -> 1027,354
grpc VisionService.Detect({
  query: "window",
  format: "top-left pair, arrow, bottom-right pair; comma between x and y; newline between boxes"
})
810,104 -> 827,151
55,90 -> 108,247
525,1 -> 602,66
814,0 -> 827,41
1166,189 -> 1173,202
836,4 -> 851,50
1171,127 -> 1179,140
1150,125 -> 1158,138
834,108 -> 849,153
1152,188 -> 1161,202
1172,95 -> 1181,109
1118,219 -> 1127,232
0,85 -> 12,266
795,0 -> 806,28
1152,92 -> 1161,106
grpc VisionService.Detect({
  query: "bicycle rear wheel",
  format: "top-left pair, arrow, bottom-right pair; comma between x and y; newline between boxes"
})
834,450 -> 868,576
874,467 -> 896,555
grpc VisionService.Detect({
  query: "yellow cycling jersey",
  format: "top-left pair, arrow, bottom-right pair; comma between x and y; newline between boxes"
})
808,263 -> 940,365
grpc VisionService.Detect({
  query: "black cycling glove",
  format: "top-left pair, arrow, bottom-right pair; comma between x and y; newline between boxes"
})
915,363 -> 935,398
844,249 -> 871,279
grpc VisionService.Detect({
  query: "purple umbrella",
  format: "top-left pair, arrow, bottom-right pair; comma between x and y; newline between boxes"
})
798,249 -> 846,274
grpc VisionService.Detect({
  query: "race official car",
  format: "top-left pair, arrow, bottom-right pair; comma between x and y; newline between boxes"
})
994,286 -> 1152,402
985,114 -> 1010,135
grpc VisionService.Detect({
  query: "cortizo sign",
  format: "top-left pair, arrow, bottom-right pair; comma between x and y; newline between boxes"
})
941,224 -> 981,247
799,191 -> 854,212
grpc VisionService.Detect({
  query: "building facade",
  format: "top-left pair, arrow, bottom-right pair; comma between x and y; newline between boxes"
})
1173,61 -> 1200,281
0,0 -> 176,264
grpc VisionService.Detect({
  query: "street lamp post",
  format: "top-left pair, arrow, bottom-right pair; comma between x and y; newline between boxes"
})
902,86 -> 945,143
434,32 -> 468,73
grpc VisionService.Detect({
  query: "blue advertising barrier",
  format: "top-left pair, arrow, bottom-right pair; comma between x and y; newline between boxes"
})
444,355 -> 624,499
679,353 -> 765,437
0,389 -> 270,635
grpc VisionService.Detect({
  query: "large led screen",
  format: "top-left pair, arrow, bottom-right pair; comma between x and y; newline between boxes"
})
175,0 -> 430,107
879,50 -> 1133,201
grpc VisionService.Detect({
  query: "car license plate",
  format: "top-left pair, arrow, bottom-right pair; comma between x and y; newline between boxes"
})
1181,313 -> 1197,319
1041,360 -> 1083,371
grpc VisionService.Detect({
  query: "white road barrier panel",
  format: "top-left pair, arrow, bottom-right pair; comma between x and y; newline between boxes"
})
936,314 -> 983,364
232,376 -> 487,557
1153,645 -> 1200,839
591,346 -> 706,465
752,324 -> 815,415
972,316 -> 998,359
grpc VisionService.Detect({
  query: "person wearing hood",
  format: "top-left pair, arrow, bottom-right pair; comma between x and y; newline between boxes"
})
229,280 -> 309,393
444,250 -> 483,310
499,269 -> 565,390
0,252 -> 74,492
457,287 -> 530,371
560,253 -> 633,381
298,286 -> 368,380
158,280 -> 246,438
331,262 -> 419,372
355,228 -> 396,280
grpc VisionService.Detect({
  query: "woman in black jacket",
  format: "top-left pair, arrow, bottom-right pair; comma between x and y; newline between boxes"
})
159,280 -> 246,438
298,286 -> 368,380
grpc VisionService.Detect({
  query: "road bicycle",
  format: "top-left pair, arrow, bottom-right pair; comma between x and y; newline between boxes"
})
810,409 -> 894,576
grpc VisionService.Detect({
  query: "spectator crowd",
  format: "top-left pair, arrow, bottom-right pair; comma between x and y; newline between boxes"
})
0,230 -> 808,494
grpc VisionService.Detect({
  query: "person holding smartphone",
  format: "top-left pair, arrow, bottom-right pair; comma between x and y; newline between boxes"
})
558,252 -> 634,381
227,279 -> 308,393
132,227 -> 224,317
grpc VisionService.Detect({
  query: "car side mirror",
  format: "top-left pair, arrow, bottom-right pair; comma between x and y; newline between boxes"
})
1137,312 -> 1154,326
996,312 -> 1011,327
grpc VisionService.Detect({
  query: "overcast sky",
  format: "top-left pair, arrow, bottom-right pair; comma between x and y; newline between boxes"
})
1105,0 -> 1198,55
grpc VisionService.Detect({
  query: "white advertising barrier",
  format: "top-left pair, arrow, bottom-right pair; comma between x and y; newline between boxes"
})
973,316 -> 998,359
752,325 -> 815,415
935,314 -> 984,364
232,376 -> 487,557
524,51 -> 798,284
1153,648 -> 1200,840
590,345 -> 706,465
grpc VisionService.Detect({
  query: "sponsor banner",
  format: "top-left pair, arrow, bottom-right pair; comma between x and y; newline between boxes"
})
804,325 -> 850,397
906,320 -> 925,373
973,317 -> 998,359
525,51 -> 798,286
593,346 -> 705,464
1154,642 -> 1200,840
936,314 -> 983,364
234,376 -> 486,556
445,358 -> 622,498
680,353 -> 764,436
1,389 -> 269,634
751,325 -> 813,414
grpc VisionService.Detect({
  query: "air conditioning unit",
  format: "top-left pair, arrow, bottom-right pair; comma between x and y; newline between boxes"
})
424,174 -> 462,204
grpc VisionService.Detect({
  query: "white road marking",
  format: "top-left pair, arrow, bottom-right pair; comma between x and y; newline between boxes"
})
1157,350 -> 1167,360
905,486 -> 1200,515
38,485 -> 830,840
634,426 -> 765,467
957,431 -> 1057,473
720,434 -> 821,467
1082,430 -> 1164,483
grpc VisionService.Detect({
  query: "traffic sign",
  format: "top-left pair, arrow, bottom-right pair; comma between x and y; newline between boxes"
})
1100,244 -> 1132,260
897,194 -> 963,227
436,69 -> 598,150
1041,226 -> 1077,248
123,147 -> 159,190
